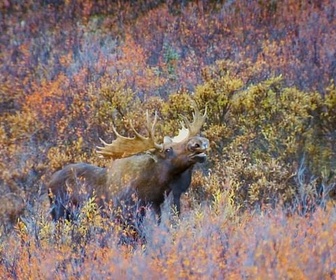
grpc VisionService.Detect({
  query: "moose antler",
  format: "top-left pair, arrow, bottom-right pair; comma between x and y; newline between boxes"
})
97,100 -> 206,158
171,100 -> 207,143
97,111 -> 162,159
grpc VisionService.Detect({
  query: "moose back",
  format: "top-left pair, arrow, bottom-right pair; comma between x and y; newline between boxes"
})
48,102 -> 209,221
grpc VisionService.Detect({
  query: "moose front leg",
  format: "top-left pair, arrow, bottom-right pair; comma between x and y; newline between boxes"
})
172,191 -> 182,215
170,168 -> 193,216
49,193 -> 72,221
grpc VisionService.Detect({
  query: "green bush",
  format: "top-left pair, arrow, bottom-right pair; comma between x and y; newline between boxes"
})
193,65 -> 335,209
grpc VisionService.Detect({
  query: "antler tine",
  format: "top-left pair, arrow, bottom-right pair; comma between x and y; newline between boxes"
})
129,120 -> 147,140
188,100 -> 207,137
97,111 -> 162,159
171,100 -> 207,143
146,110 -> 162,149
111,122 -> 128,139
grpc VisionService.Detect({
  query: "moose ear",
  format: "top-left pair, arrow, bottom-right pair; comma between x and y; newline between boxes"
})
163,136 -> 173,144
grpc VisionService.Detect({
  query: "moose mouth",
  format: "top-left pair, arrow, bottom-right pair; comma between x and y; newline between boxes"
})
190,152 -> 207,163
187,137 -> 209,163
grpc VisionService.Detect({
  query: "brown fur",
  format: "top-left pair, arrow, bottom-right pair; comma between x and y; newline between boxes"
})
48,163 -> 107,219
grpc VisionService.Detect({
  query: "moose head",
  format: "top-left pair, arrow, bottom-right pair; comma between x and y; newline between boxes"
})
48,101 -> 209,222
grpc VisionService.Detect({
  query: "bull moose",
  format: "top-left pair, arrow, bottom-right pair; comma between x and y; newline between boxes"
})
48,102 -> 209,223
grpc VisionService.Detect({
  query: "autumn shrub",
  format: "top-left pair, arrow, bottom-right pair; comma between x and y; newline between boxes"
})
3,70 -> 336,227
2,60 -> 336,234
1,190 -> 336,279
190,64 -> 336,210
57,70 -> 336,213
2,0 -> 336,105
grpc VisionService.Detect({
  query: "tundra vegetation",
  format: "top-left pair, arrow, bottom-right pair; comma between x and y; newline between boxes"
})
1,0 -> 336,278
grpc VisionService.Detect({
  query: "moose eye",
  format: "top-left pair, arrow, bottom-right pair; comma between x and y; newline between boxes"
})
165,147 -> 173,154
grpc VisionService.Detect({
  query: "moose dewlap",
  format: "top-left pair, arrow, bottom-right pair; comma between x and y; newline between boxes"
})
48,102 -> 209,221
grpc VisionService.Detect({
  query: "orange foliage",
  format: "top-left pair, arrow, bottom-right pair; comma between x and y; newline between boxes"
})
25,74 -> 69,119
109,34 -> 166,92
1,205 -> 335,278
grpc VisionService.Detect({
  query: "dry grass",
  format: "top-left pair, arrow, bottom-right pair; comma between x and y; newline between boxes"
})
1,192 -> 335,279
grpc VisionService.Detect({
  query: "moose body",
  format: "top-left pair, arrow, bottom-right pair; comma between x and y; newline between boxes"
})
48,163 -> 107,220
48,102 -> 209,222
